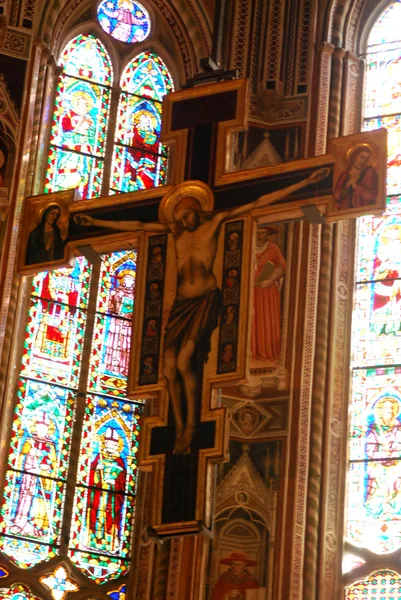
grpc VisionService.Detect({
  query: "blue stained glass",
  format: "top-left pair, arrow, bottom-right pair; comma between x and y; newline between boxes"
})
97,0 -> 151,43
120,51 -> 174,100
68,394 -> 141,582
0,380 -> 72,566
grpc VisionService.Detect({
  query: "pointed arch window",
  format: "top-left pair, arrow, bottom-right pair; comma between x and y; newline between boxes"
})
111,50 -> 174,193
0,21 -> 174,597
45,34 -> 113,199
345,1 -> 401,594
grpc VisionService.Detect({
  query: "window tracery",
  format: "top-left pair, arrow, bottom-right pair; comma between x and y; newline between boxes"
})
345,1 -> 401,595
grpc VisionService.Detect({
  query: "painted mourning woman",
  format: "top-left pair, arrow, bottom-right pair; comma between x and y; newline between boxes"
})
333,144 -> 378,211
25,204 -> 65,266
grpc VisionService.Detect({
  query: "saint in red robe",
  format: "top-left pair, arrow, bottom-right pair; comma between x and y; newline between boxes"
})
251,241 -> 286,362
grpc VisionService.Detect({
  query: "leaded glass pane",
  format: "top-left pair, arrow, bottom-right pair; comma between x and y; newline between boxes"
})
356,214 -> 401,283
367,1 -> 401,47
347,368 -> 401,553
21,297 -> 86,388
97,0 -> 151,43
352,282 -> 401,366
89,250 -> 136,396
59,35 -> 113,86
120,51 -> 173,99
0,583 -> 42,600
45,147 -> 105,199
46,35 -> 112,200
110,146 -> 168,192
0,380 -> 74,566
345,570 -> 401,598
346,5 -> 401,567
31,259 -> 91,308
111,51 -> 173,194
68,394 -> 141,582
108,584 -> 126,600
364,47 -> 401,119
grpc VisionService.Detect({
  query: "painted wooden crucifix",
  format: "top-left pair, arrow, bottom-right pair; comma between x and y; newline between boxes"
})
58,76 -> 387,538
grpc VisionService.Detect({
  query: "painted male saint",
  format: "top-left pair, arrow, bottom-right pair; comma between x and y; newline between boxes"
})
76,169 -> 328,454
211,551 -> 261,600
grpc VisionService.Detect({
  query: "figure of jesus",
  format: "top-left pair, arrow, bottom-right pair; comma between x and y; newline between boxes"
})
75,168 -> 328,454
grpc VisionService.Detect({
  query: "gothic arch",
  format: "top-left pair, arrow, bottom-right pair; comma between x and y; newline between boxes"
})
321,0 -> 395,52
34,0 -> 210,81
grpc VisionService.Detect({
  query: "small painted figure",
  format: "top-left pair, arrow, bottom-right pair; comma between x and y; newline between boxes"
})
251,226 -> 286,363
211,551 -> 260,600
25,204 -> 65,266
334,144 -> 378,211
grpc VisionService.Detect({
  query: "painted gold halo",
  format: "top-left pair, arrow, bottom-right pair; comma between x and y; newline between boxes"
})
158,180 -> 214,225
343,142 -> 375,169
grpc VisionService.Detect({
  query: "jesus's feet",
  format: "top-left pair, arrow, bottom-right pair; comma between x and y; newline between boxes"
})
173,425 -> 195,455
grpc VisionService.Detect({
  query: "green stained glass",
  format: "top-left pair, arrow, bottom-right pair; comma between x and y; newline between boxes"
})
68,394 -> 141,582
0,379 -> 75,566
70,396 -> 141,581
46,35 -> 112,200
111,51 -> 173,194
20,296 -> 86,388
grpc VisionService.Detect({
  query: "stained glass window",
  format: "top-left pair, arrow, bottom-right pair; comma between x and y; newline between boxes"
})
45,35 -> 113,200
0,252 -> 142,586
346,570 -> 401,599
0,583 -> 41,600
0,258 -> 90,568
111,51 -> 173,193
345,0 -> 401,593
97,0 -> 151,43
1,19 -> 173,599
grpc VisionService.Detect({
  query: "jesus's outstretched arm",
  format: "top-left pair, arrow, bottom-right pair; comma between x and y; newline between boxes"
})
217,167 -> 330,222
74,214 -> 169,233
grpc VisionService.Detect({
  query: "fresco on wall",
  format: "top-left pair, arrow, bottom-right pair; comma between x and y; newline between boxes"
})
207,441 -> 281,600
250,223 -> 287,372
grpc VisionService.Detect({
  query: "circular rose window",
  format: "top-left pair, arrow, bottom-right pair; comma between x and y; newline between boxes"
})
97,0 -> 151,44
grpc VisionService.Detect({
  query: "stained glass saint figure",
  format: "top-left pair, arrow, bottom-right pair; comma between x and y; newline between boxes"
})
104,269 -> 135,378
86,426 -> 127,553
12,410 -> 57,538
365,396 -> 401,518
